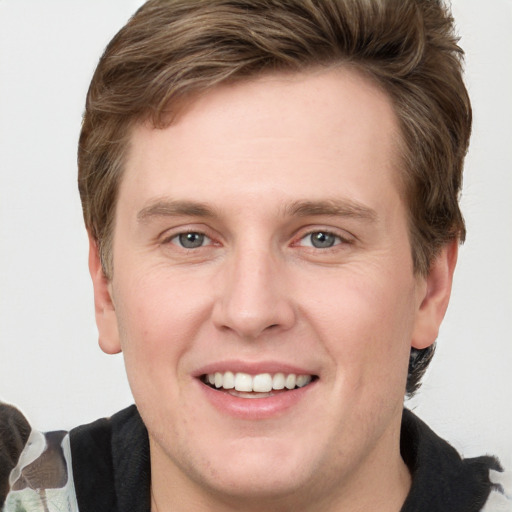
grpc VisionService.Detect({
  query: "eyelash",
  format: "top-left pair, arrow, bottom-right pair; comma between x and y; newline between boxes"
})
164,231 -> 214,249
295,230 -> 350,249
162,228 -> 352,251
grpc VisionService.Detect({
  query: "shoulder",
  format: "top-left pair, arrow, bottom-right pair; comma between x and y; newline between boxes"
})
0,404 -> 147,512
69,403 -> 147,483
0,402 -> 78,512
69,404 -> 150,512
481,468 -> 512,512
401,408 -> 507,512
0,403 -> 31,509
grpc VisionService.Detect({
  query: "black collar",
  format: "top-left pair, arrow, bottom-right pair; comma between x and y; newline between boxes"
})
70,406 -> 501,512
70,405 -> 150,512
400,408 -> 501,511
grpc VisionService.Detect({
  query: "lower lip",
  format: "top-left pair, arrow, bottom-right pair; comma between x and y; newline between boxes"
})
197,380 -> 317,420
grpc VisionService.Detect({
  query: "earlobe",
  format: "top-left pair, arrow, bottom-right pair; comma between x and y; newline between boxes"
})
411,241 -> 458,350
88,233 -> 121,355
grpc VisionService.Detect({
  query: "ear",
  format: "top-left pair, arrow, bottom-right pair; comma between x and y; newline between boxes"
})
88,233 -> 121,355
411,240 -> 458,349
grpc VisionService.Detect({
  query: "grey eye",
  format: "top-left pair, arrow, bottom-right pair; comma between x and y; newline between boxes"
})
178,232 -> 206,249
309,232 -> 337,248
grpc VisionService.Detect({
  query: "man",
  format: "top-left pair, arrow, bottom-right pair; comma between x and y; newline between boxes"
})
0,1 -> 506,511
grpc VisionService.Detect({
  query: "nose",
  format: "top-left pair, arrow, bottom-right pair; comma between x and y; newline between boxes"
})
212,246 -> 296,339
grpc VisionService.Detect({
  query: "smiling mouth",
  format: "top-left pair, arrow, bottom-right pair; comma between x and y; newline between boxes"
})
201,371 -> 318,398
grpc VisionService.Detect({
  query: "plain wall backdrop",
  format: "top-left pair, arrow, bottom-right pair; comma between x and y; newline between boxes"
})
1,0 -> 511,503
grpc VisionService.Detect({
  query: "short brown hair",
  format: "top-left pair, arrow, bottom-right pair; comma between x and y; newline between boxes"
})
78,0 -> 471,395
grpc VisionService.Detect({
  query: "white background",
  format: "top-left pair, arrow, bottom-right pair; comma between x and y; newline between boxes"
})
0,0 -> 510,502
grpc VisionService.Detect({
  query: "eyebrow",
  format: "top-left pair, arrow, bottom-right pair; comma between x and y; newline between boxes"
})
284,199 -> 378,222
137,198 -> 377,223
137,199 -> 217,223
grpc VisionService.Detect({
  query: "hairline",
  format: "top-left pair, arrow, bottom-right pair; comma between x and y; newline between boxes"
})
97,65 -> 434,279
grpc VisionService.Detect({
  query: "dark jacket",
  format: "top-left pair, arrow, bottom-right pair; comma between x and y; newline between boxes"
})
0,403 -> 503,512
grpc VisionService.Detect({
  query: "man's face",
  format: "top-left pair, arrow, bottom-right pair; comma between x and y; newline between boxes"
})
93,68 -> 442,504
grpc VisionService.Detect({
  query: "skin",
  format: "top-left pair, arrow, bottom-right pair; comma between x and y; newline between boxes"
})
89,68 -> 457,512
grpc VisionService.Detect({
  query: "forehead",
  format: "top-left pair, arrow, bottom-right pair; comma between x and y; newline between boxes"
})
120,67 -> 402,216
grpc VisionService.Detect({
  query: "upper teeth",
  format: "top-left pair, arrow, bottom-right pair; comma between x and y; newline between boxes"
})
205,372 -> 312,392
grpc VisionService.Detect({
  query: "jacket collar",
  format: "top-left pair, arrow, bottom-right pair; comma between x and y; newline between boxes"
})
400,408 -> 501,512
70,406 -> 501,512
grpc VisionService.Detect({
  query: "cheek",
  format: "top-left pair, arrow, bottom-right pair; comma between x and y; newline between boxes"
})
112,269 -> 212,387
302,268 -> 416,392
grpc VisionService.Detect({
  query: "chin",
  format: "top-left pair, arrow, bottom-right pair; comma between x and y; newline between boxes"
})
164,432 -> 325,501
197,455 -> 317,502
